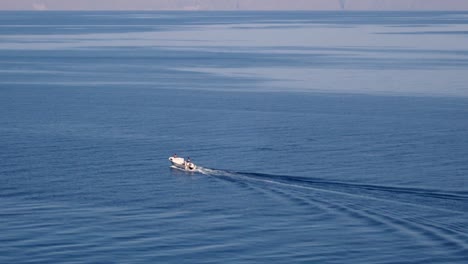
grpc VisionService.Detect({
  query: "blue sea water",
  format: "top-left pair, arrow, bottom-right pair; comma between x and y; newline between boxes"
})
1,11 -> 468,263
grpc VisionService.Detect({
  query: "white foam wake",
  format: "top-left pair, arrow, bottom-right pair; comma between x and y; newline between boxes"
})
195,167 -> 236,177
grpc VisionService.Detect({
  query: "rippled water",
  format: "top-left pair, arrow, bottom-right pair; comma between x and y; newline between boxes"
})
1,11 -> 468,263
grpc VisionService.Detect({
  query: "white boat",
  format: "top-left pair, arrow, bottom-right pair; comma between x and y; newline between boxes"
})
169,156 -> 197,171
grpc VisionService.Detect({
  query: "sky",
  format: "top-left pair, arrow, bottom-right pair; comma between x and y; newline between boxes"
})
1,0 -> 468,11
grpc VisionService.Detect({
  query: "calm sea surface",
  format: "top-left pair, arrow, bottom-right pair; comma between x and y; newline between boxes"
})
1,11 -> 468,263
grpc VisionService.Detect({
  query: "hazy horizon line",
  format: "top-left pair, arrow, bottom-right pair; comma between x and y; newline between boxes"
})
2,0 -> 468,11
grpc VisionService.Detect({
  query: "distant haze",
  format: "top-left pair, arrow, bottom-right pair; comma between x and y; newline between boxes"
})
1,0 -> 468,11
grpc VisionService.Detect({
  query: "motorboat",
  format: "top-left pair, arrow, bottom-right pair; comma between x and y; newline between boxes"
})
169,156 -> 197,171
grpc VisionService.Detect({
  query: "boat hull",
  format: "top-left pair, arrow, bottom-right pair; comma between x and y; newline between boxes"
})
169,157 -> 197,171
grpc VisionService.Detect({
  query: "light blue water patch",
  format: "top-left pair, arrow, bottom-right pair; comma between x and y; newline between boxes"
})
1,12 -> 468,96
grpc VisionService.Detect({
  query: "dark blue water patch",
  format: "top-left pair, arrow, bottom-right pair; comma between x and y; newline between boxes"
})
0,11 -> 197,35
2,85 -> 468,263
0,47 -> 307,70
0,39 -> 78,44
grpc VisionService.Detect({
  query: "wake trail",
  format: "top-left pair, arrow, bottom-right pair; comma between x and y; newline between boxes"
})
197,166 -> 468,253
195,167 -> 468,213
192,166 -> 468,252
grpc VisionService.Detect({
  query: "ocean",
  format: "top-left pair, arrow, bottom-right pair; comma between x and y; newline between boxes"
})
1,11 -> 468,263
